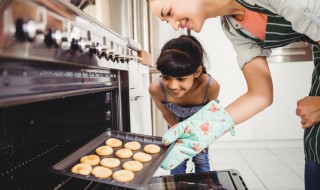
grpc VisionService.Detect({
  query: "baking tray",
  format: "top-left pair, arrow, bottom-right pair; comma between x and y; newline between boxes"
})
48,130 -> 174,190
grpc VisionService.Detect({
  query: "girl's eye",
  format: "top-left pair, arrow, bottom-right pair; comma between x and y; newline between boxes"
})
161,76 -> 170,80
177,78 -> 186,81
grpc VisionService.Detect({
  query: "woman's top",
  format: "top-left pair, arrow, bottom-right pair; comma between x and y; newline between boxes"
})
238,8 -> 267,40
158,75 -> 212,122
220,0 -> 320,69
221,0 -> 320,165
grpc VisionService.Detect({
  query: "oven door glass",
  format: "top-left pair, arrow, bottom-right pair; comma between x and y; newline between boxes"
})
146,170 -> 247,190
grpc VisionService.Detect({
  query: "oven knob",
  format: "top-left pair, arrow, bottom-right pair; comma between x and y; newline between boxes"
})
125,48 -> 130,63
78,38 -> 87,52
106,41 -> 115,61
44,29 -> 62,47
89,42 -> 102,55
70,38 -> 86,52
15,18 -> 37,42
119,46 -> 126,63
113,44 -> 120,63
70,38 -> 78,51
129,49 -> 134,60
60,34 -> 70,50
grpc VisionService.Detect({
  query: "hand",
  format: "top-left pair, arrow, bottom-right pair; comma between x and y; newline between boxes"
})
161,100 -> 235,170
296,96 -> 320,129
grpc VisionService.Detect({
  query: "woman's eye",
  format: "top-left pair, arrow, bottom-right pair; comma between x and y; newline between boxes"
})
167,9 -> 172,16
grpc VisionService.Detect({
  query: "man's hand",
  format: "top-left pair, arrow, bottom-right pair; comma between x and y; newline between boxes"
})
296,96 -> 320,129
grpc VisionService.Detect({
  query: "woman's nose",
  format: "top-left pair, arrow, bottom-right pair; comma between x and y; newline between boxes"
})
169,20 -> 180,31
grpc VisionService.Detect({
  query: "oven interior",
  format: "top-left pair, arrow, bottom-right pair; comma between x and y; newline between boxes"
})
0,90 -> 121,190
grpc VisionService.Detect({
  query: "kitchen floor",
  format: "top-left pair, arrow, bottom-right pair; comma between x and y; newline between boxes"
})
154,141 -> 305,190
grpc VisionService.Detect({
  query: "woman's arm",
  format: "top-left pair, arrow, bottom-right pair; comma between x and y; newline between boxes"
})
149,81 -> 178,127
225,56 -> 273,125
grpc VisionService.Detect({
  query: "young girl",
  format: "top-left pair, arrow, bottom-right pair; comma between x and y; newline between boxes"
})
149,35 -> 220,174
148,0 -> 319,188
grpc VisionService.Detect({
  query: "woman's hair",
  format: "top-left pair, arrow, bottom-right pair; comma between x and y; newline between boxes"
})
156,35 -> 208,77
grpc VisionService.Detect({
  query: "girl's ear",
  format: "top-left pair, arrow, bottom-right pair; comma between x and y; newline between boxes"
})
193,66 -> 203,78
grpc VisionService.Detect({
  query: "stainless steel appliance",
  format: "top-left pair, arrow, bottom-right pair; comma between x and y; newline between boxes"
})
0,0 -> 137,189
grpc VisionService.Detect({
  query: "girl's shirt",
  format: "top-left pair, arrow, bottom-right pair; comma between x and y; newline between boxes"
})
158,75 -> 212,122
220,0 -> 320,69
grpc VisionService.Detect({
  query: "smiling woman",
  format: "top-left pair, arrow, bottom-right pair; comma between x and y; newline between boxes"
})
147,0 -> 210,32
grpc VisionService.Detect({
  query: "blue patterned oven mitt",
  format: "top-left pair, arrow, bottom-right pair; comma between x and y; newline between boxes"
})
161,100 -> 235,170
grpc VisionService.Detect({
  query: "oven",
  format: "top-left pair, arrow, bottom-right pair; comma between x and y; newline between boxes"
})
0,0 -> 133,189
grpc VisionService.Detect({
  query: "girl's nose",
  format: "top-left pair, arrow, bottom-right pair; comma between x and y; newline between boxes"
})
168,80 -> 179,89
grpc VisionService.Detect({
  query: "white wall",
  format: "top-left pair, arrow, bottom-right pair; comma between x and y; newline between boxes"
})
193,18 -> 314,141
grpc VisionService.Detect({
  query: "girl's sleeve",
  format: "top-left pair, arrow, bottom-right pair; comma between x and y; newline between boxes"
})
267,0 -> 320,42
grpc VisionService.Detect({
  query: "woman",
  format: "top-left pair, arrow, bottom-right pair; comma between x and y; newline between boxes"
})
147,0 -> 320,189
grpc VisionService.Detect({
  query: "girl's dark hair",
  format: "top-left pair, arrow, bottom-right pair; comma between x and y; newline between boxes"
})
156,35 -> 207,77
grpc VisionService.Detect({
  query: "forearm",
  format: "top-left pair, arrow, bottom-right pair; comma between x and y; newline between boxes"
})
225,92 -> 272,125
162,113 -> 178,128
225,56 -> 273,125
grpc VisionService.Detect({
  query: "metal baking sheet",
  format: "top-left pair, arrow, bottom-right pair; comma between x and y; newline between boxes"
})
48,130 -> 174,190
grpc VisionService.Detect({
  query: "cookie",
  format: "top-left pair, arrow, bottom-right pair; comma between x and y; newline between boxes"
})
124,141 -> 141,151
71,163 -> 92,175
96,145 -> 113,156
133,152 -> 152,163
143,144 -> 161,154
123,161 -> 143,172
100,158 -> 121,168
80,155 -> 100,165
106,138 -> 122,148
115,148 -> 133,159
112,170 -> 135,182
91,166 -> 112,178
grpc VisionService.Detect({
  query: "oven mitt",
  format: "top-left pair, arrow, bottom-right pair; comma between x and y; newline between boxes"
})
161,100 -> 235,170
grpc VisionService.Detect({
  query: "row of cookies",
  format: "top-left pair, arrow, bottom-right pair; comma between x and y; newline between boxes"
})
71,138 -> 161,182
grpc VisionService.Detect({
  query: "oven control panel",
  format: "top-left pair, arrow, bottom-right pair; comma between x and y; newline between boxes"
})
0,0 -> 139,71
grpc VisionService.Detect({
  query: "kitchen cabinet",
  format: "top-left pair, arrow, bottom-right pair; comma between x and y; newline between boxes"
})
129,62 -> 152,135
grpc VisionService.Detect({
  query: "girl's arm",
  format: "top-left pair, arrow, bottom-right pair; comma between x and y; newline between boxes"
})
225,56 -> 273,125
207,77 -> 220,101
149,81 -> 178,127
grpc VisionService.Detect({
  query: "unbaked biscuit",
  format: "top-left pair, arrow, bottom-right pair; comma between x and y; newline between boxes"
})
100,158 -> 121,168
143,144 -> 161,154
96,145 -> 113,156
133,152 -> 152,163
112,170 -> 135,182
124,141 -> 141,151
123,161 -> 143,172
115,148 -> 133,159
91,166 -> 112,178
106,138 -> 122,148
71,163 -> 92,175
80,155 -> 100,165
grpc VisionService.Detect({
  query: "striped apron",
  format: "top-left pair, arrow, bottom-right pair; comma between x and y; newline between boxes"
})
235,0 -> 320,164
